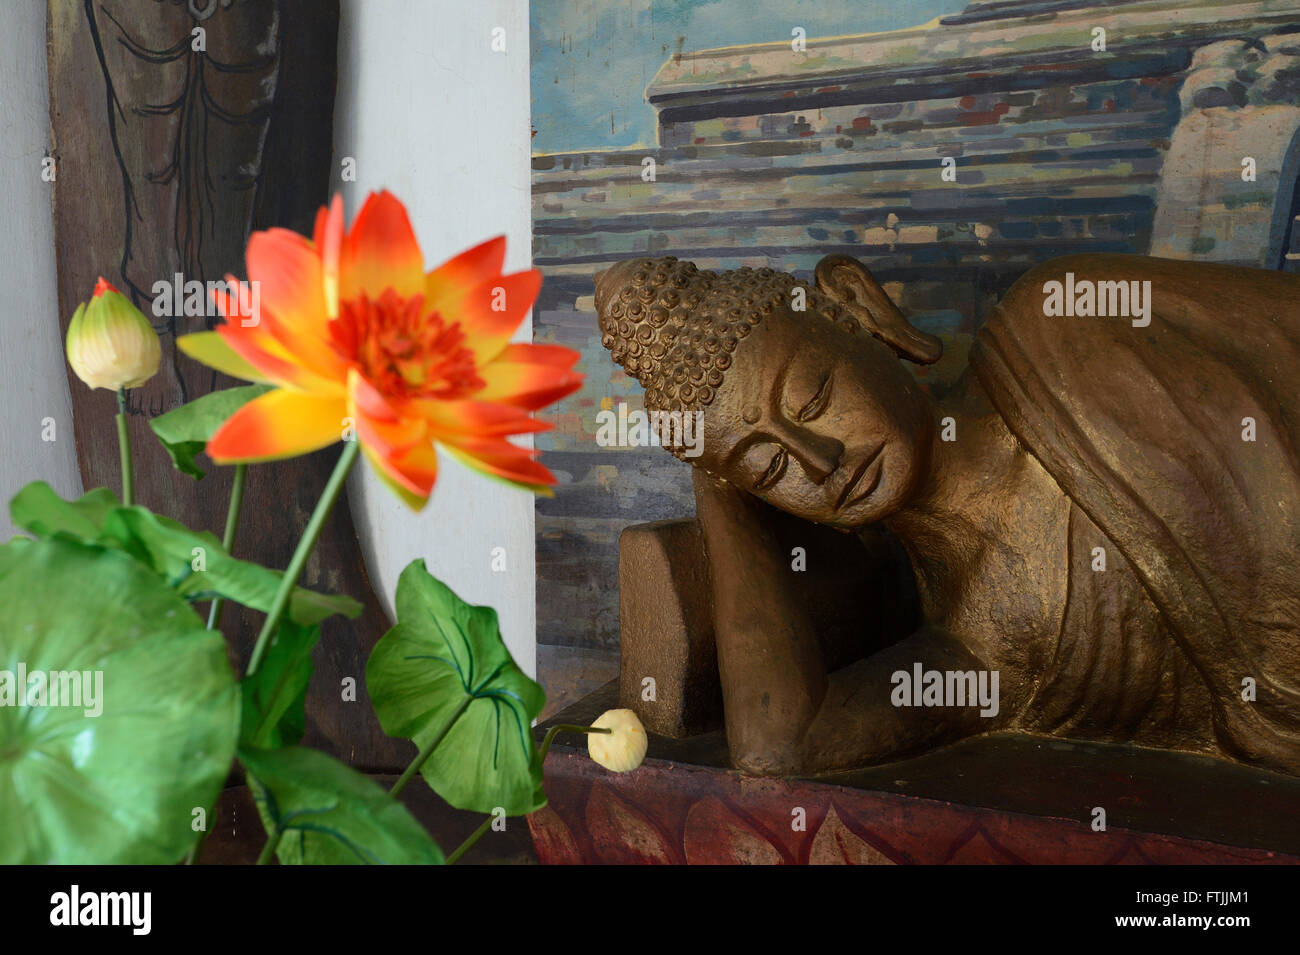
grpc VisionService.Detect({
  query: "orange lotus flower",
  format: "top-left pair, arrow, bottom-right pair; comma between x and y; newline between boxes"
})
176,191 -> 582,509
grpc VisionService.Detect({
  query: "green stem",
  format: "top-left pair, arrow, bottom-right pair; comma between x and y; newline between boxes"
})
115,389 -> 133,507
185,464 -> 250,864
538,724 -> 611,765
389,696 -> 473,799
446,815 -> 493,866
255,827 -> 283,866
246,441 -> 359,676
206,462 -> 247,631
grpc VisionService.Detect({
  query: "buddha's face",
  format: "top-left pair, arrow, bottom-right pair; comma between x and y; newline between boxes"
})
696,306 -> 935,529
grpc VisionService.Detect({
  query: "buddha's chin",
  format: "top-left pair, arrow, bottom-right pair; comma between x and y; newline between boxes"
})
830,450 -> 914,529
829,497 -> 888,531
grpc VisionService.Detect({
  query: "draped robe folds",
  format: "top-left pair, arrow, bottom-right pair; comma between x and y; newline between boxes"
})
969,254 -> 1300,775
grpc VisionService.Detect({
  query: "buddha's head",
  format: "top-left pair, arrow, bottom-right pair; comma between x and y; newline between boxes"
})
594,255 -> 942,529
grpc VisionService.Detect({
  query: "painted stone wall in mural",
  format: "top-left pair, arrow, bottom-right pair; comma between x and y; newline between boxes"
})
530,0 -> 1300,655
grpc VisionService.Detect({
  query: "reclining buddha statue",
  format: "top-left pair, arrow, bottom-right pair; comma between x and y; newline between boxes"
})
594,252 -> 1300,778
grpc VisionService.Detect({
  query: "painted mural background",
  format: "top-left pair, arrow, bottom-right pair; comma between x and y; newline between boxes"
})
529,0 -> 1300,673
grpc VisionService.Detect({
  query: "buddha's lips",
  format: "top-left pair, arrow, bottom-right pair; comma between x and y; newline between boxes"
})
835,443 -> 884,511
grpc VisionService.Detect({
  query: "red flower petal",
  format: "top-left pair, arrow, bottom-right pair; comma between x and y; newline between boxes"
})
363,441 -> 439,510
425,236 -> 507,315
340,190 -> 425,302
474,358 -> 583,410
440,434 -> 556,487
417,398 -> 554,437
207,390 -> 346,463
245,231 -> 344,378
313,193 -> 344,315
215,324 -> 342,395
456,270 -> 543,365
495,343 -> 581,368
348,369 -> 426,456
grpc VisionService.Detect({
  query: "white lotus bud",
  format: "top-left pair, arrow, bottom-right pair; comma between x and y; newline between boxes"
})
587,708 -> 647,773
66,278 -> 160,391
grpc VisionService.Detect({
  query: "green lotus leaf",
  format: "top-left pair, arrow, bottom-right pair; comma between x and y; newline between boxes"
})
9,482 -> 119,539
366,559 -> 546,816
148,384 -> 272,479
241,620 -> 319,749
99,508 -> 362,625
8,484 -> 362,627
240,745 -> 444,865
0,536 -> 238,864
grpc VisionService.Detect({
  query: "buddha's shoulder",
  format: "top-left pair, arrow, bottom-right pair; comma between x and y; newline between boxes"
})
1000,254 -> 1300,313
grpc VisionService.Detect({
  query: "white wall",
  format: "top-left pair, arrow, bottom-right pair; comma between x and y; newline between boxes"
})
334,0 -> 538,675
0,3 -> 83,541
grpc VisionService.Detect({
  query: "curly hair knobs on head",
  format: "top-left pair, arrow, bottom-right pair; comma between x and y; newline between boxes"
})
597,257 -> 862,417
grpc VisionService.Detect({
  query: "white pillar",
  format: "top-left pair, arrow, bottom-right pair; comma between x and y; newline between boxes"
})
334,0 -> 537,676
0,3 -> 83,541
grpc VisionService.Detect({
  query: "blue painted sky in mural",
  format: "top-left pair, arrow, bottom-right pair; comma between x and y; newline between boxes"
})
530,0 -> 970,155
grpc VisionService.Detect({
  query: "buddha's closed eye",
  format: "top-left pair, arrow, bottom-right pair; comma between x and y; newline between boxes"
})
753,446 -> 787,491
795,372 -> 833,422
747,371 -> 834,491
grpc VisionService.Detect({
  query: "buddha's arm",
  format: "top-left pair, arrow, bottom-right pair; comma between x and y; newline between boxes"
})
693,469 -> 828,773
693,469 -> 993,774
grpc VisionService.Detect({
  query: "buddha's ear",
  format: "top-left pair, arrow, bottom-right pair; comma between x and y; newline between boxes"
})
814,254 -> 942,365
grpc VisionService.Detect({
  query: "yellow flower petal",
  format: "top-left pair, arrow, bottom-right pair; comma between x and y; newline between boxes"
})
177,332 -> 270,383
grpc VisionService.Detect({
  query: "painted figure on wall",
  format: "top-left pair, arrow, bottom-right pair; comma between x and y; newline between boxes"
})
596,251 -> 1300,778
85,0 -> 282,408
88,0 -> 281,299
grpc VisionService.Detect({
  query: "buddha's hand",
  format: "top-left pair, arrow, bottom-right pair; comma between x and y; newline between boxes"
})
692,470 -> 1001,774
797,626 -> 1002,772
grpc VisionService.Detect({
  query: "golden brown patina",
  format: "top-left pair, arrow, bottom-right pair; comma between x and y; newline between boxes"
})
596,252 -> 1300,777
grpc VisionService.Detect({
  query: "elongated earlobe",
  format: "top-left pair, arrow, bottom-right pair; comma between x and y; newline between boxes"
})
814,255 -> 942,365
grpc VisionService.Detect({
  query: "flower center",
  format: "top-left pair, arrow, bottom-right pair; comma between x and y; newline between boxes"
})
333,289 -> 483,401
